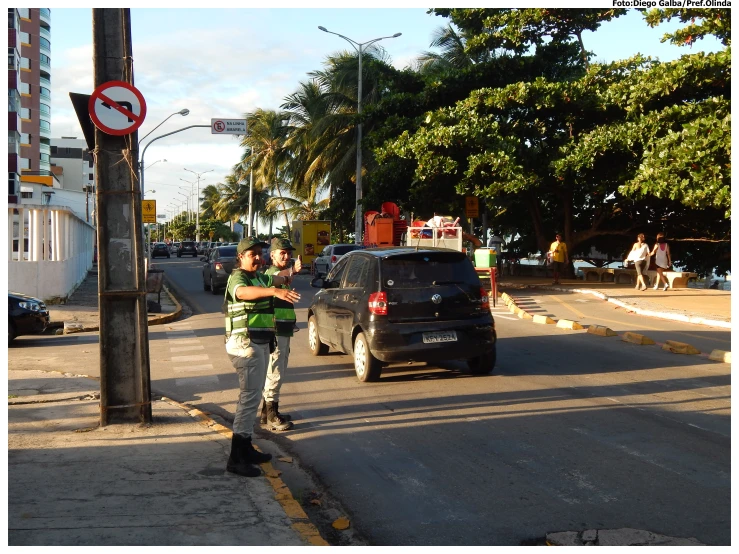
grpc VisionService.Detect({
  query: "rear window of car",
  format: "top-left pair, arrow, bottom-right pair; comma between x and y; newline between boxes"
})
217,246 -> 237,257
181,241 -> 195,247
333,245 -> 361,255
380,252 -> 477,288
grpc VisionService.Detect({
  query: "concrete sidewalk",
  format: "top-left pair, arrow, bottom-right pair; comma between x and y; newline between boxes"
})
495,276 -> 731,328
8,369 -> 327,546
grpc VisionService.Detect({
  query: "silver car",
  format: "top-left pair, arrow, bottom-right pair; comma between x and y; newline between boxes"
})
313,244 -> 364,277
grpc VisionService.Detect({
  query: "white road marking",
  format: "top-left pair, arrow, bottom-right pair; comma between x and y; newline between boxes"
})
171,354 -> 210,363
174,363 -> 214,372
575,299 -> 589,303
170,345 -> 205,352
493,314 -> 519,321
167,338 -> 201,345
166,330 -> 197,338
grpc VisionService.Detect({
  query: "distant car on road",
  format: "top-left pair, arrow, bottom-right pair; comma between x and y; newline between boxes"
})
151,242 -> 170,259
9,291 -> 50,343
177,241 -> 198,257
313,244 -> 364,277
202,245 -> 238,294
307,247 -> 496,382
170,242 -> 180,253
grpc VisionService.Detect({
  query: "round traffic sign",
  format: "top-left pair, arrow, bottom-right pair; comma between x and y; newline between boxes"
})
212,120 -> 226,133
88,80 -> 147,136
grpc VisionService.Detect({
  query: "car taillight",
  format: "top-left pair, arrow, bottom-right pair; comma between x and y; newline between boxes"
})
215,262 -> 223,270
368,291 -> 388,316
331,255 -> 337,263
480,287 -> 489,310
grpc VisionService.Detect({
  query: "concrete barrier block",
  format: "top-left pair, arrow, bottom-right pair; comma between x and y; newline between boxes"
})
556,319 -> 584,330
533,314 -> 555,325
587,325 -> 617,337
621,332 -> 655,345
708,350 -> 731,363
517,310 -> 533,319
662,340 -> 700,355
508,303 -> 518,313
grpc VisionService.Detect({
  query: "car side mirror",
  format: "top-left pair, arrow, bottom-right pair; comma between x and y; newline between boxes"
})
310,277 -> 326,288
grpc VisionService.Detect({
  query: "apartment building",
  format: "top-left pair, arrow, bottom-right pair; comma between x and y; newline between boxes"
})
8,7 -> 52,203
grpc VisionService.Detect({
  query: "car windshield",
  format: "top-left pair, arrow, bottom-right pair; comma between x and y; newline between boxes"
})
381,253 -> 477,288
333,245 -> 361,255
217,246 -> 237,257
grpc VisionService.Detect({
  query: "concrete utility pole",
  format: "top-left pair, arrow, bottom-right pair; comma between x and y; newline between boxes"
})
92,8 -> 152,425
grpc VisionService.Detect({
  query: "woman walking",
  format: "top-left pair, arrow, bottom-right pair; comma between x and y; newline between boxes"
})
625,233 -> 650,291
650,232 -> 672,290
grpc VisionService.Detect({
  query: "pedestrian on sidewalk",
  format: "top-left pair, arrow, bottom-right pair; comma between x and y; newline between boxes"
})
649,232 -> 672,291
260,238 -> 302,432
223,237 -> 300,477
548,233 -> 568,285
625,233 -> 650,291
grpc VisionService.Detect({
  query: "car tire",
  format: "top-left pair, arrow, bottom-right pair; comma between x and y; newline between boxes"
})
203,274 -> 210,291
354,331 -> 381,382
9,320 -> 17,344
177,254 -> 181,258
467,348 -> 496,375
308,315 -> 328,356
210,275 -> 219,295
167,254 -> 170,258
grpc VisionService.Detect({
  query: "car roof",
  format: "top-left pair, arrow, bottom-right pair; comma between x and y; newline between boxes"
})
352,246 -> 465,258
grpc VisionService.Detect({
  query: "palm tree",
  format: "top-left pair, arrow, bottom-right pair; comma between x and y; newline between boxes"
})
214,174 -> 249,231
265,195 -> 330,222
200,184 -> 223,220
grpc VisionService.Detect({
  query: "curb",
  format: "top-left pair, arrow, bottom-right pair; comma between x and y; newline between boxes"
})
159,395 -> 329,546
58,285 -> 182,334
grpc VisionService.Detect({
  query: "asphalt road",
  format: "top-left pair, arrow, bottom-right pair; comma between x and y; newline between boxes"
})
10,256 -> 731,545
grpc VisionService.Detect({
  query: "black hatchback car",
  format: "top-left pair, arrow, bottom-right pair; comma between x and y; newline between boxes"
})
177,240 -> 198,257
307,247 -> 496,382
151,242 -> 170,259
9,292 -> 50,343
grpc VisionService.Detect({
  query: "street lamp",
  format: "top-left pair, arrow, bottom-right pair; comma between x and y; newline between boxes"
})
139,109 -> 189,147
177,191 -> 189,224
144,159 -> 166,171
184,168 -> 213,243
318,26 -> 401,244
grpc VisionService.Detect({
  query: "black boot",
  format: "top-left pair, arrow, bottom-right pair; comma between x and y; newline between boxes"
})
273,401 -> 292,421
226,434 -> 261,477
266,401 -> 294,431
242,435 -> 273,464
259,401 -> 267,425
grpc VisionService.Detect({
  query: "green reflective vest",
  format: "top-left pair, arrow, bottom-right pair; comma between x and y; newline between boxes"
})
224,270 -> 274,340
266,265 -> 296,337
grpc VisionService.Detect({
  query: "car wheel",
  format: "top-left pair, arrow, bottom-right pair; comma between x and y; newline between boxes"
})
210,275 -> 219,295
177,254 -> 181,258
308,315 -> 328,356
203,273 -> 210,291
467,347 -> 496,375
354,332 -> 381,382
9,320 -> 17,344
167,254 -> 170,258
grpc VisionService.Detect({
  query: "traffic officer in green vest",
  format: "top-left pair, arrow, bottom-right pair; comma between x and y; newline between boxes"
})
260,238 -> 303,431
224,237 -> 300,477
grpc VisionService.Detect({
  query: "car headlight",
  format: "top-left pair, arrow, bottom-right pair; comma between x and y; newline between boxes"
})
19,301 -> 41,312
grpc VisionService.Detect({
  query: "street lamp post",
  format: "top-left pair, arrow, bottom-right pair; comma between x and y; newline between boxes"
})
318,26 -> 401,245
177,191 -> 189,224
184,168 -> 213,244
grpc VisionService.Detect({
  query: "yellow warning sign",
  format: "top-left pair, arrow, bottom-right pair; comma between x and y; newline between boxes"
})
142,199 -> 156,223
465,196 -> 479,218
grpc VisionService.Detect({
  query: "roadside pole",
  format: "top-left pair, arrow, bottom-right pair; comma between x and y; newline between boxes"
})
92,8 -> 152,425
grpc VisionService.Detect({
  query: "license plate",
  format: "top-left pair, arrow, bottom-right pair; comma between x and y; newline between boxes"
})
422,330 -> 458,344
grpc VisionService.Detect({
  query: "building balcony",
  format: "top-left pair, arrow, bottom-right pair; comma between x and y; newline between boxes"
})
39,27 -> 51,40
40,76 -> 51,89
39,8 -> 51,26
40,126 -> 51,139
39,160 -> 51,173
39,142 -> 51,155
40,59 -> 50,72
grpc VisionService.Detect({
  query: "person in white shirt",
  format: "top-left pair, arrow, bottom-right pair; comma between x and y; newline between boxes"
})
625,233 -> 650,291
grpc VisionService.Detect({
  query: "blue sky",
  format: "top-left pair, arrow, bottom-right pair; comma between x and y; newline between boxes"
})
48,6 -> 724,221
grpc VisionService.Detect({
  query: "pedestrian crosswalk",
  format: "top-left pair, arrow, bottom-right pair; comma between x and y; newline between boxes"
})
164,323 -> 218,387
490,306 -> 519,321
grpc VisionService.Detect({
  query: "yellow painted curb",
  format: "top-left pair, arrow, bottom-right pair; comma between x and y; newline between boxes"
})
556,319 -> 584,330
517,310 -> 533,319
533,315 -> 556,325
662,340 -> 700,355
508,303 -> 518,313
708,350 -> 731,363
587,325 -> 618,337
621,332 -> 655,345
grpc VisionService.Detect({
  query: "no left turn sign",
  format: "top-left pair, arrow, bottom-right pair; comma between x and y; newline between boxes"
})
88,80 -> 147,136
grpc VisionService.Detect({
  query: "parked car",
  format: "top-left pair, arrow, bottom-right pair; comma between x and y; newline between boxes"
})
313,244 -> 364,276
307,247 -> 496,382
170,242 -> 180,253
9,292 -> 50,343
151,242 -> 170,259
197,241 -> 210,255
177,241 -> 198,257
202,245 -> 238,294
